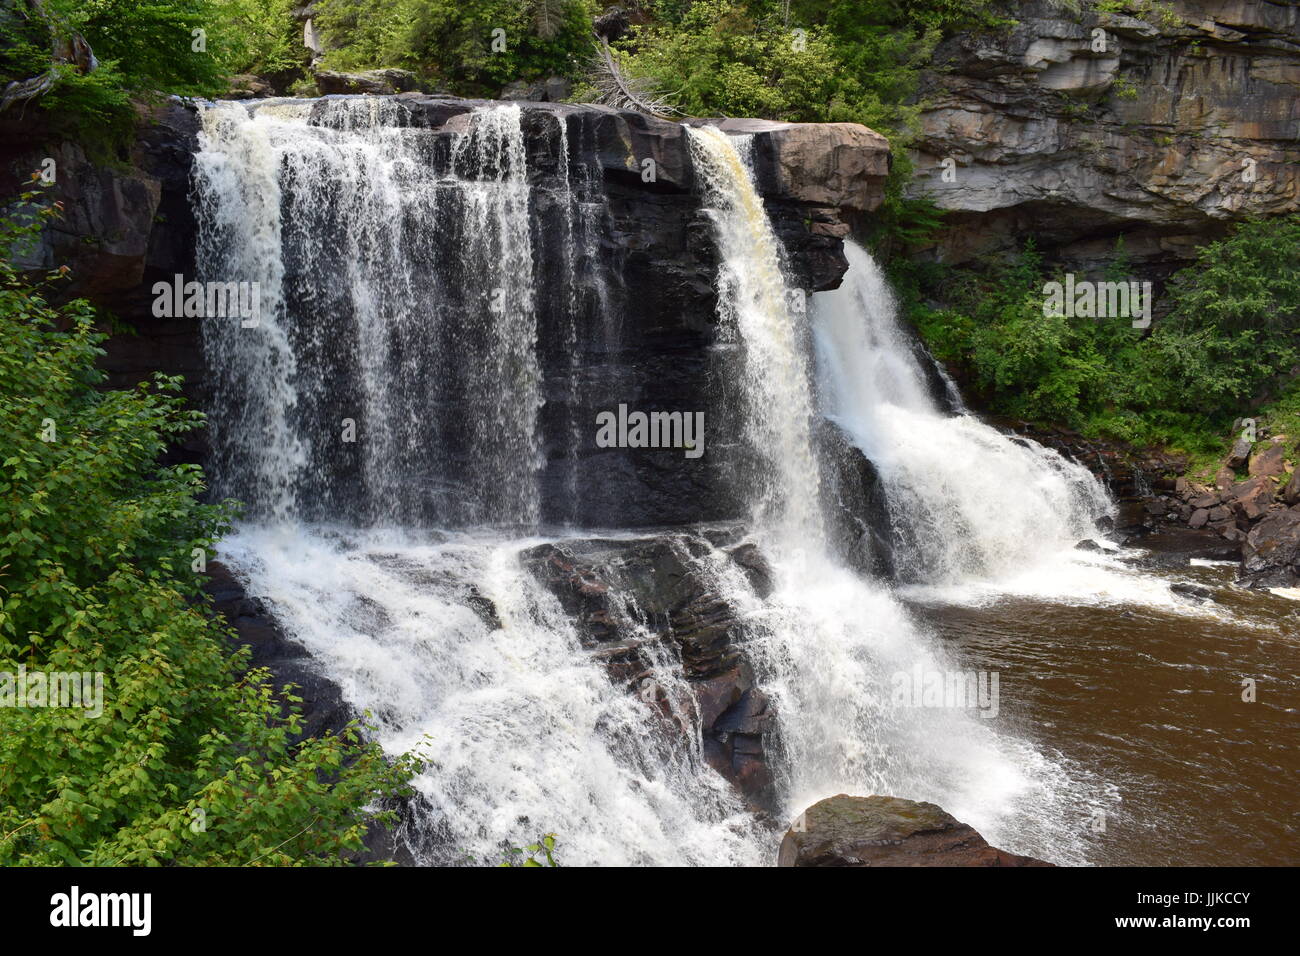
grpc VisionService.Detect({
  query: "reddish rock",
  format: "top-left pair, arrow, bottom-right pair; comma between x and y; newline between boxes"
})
1213,467 -> 1237,492
1189,508 -> 1210,529
1248,440 -> 1288,478
1209,520 -> 1245,543
1229,475 -> 1276,521
1241,510 -> 1300,588
779,795 -> 1053,867
1284,470 -> 1300,506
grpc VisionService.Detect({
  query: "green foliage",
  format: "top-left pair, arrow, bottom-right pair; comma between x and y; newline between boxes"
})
612,1 -> 1010,228
1,0 -> 231,151
906,217 -> 1300,460
218,0 -> 305,77
0,189 -> 418,865
497,832 -> 559,867
617,0 -> 932,139
314,0 -> 597,95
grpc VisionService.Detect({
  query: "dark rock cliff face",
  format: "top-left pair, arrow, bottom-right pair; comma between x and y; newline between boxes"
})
2,95 -> 888,529
908,0 -> 1299,282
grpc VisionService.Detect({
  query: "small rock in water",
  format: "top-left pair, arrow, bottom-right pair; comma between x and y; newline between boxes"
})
1171,582 -> 1215,603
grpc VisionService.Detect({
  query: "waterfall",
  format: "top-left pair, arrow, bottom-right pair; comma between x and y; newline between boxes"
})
686,127 -> 824,545
218,525 -> 766,866
195,99 -> 543,527
684,127 -> 1105,861
813,241 -> 1114,585
194,103 -> 1113,867
194,99 -> 768,866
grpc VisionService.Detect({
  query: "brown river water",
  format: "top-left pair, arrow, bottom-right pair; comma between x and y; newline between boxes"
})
907,554 -> 1300,866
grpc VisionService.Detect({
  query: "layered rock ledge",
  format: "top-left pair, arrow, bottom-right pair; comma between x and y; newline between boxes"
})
909,0 -> 1299,278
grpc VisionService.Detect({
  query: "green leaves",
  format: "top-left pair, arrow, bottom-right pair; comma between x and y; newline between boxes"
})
0,195 -> 417,866
905,217 -> 1300,457
314,0 -> 597,94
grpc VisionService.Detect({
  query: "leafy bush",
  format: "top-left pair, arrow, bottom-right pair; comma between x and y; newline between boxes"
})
906,217 -> 1300,460
0,0 -> 233,149
314,0 -> 598,95
219,0 -> 306,78
0,187 -> 418,865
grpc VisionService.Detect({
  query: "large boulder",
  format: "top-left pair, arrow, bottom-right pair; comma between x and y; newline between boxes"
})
778,794 -> 1053,867
1248,439 -> 1288,478
313,68 -> 420,95
1240,509 -> 1300,588
226,74 -> 274,99
1226,437 -> 1253,470
1228,474 -> 1276,521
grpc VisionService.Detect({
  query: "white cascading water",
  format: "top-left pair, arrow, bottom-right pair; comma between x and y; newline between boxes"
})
218,525 -> 767,866
684,126 -> 1107,861
813,240 -> 1114,586
195,100 -> 768,865
686,128 -> 825,543
195,99 -> 543,526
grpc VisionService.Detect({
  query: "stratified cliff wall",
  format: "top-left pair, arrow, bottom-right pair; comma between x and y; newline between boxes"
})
908,0 -> 1299,278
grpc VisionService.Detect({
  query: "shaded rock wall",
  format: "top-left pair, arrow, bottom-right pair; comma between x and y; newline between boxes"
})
909,0 -> 1299,281
2,96 -> 888,528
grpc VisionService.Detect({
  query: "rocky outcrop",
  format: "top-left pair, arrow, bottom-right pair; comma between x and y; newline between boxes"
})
1101,427 -> 1300,579
227,74 -> 275,99
500,76 -> 573,102
909,0 -> 1300,278
686,117 -> 891,215
778,794 -> 1054,867
520,531 -> 777,810
313,68 -> 420,95
1241,509 -> 1300,588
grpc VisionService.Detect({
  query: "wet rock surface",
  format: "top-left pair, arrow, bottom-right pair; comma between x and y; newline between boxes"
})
778,794 -> 1054,867
520,531 -> 778,810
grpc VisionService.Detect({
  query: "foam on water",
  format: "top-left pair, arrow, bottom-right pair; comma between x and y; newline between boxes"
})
220,523 -> 767,866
